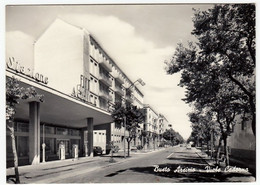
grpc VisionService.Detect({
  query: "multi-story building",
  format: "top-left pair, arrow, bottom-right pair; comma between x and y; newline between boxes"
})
143,104 -> 159,149
158,114 -> 169,143
6,18 -> 144,167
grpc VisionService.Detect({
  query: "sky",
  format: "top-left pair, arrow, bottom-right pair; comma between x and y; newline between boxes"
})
5,4 -> 213,140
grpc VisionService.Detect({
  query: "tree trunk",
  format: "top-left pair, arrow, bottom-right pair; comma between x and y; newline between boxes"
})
127,141 -> 130,157
216,137 -> 222,165
251,111 -> 256,135
207,140 -> 209,154
8,121 -> 20,184
228,72 -> 256,135
223,136 -> 230,166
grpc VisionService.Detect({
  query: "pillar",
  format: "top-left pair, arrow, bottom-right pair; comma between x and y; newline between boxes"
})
87,118 -> 94,157
106,123 -> 111,154
29,101 -> 40,165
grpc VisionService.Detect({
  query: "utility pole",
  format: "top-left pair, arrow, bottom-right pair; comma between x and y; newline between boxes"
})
123,115 -> 126,159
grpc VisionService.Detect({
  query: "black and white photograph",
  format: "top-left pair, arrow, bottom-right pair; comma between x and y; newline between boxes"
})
3,0 -> 257,184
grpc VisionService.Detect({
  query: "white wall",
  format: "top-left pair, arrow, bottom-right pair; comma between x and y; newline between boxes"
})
93,130 -> 106,153
34,19 -> 84,95
227,117 -> 255,151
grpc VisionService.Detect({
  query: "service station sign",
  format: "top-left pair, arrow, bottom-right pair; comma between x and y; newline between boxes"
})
6,57 -> 48,84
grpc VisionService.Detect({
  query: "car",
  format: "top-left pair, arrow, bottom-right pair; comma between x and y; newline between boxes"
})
131,146 -> 137,151
186,144 -> 191,149
93,146 -> 103,156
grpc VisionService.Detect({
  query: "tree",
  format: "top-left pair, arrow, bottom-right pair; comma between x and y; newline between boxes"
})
162,129 -> 184,146
165,4 -> 255,166
112,102 -> 145,157
192,4 -> 255,134
6,77 -> 43,184
188,109 -> 219,151
166,4 -> 255,135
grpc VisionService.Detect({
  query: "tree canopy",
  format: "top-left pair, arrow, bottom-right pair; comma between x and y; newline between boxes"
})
162,128 -> 184,145
165,4 -> 255,135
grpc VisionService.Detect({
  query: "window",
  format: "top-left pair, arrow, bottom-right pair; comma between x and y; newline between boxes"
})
17,122 -> 29,132
45,126 -> 55,134
70,129 -> 80,136
56,128 -> 68,135
18,136 -> 29,157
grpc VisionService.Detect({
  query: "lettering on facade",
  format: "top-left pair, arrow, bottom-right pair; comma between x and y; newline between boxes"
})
72,75 -> 90,102
6,57 -> 48,84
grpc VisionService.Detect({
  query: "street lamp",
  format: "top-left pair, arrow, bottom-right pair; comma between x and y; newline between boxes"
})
123,78 -> 145,159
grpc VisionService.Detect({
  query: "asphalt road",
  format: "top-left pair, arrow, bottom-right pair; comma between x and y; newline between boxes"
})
54,146 -> 255,183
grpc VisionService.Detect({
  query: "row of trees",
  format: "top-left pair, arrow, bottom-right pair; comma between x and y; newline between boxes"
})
111,102 -> 146,156
165,4 -> 255,166
162,128 -> 185,146
112,102 -> 185,154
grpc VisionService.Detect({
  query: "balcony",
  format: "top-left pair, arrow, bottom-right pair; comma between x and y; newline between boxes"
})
114,85 -> 124,96
99,72 -> 112,87
99,90 -> 112,101
114,76 -> 124,85
99,58 -> 112,72
125,94 -> 134,103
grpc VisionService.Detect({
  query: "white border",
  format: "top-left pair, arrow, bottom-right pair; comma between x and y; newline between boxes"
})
1,1 -> 259,185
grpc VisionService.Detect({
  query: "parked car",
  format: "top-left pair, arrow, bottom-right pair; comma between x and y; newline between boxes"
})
131,146 -> 137,151
94,146 -> 103,156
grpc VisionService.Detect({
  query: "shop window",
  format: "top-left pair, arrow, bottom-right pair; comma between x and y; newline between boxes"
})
56,128 -> 68,135
18,136 -> 29,157
70,129 -> 80,136
45,126 -> 55,134
17,122 -> 29,132
44,138 -> 55,155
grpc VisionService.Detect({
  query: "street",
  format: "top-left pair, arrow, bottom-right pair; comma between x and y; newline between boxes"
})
53,146 -> 255,183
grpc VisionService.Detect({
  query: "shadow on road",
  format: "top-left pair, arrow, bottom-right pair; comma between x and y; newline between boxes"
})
104,153 -> 255,182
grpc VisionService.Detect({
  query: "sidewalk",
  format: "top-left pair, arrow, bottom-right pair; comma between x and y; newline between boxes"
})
196,148 -> 256,177
6,147 -> 166,184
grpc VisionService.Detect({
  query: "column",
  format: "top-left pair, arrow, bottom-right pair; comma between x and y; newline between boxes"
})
29,101 -> 40,165
106,123 -> 111,154
87,118 -> 94,157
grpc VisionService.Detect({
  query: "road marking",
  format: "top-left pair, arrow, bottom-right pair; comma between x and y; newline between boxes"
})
166,152 -> 174,159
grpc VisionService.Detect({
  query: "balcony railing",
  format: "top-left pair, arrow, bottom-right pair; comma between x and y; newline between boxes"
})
99,90 -> 112,101
99,58 -> 112,72
99,72 -> 112,87
114,85 -> 124,96
125,94 -> 134,103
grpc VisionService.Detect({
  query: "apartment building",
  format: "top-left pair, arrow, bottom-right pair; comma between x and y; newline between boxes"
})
6,18 -> 144,167
143,105 -> 159,149
158,114 -> 169,143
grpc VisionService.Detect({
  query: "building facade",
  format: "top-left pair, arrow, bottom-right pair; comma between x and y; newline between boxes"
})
227,116 -> 256,164
6,18 -> 146,167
